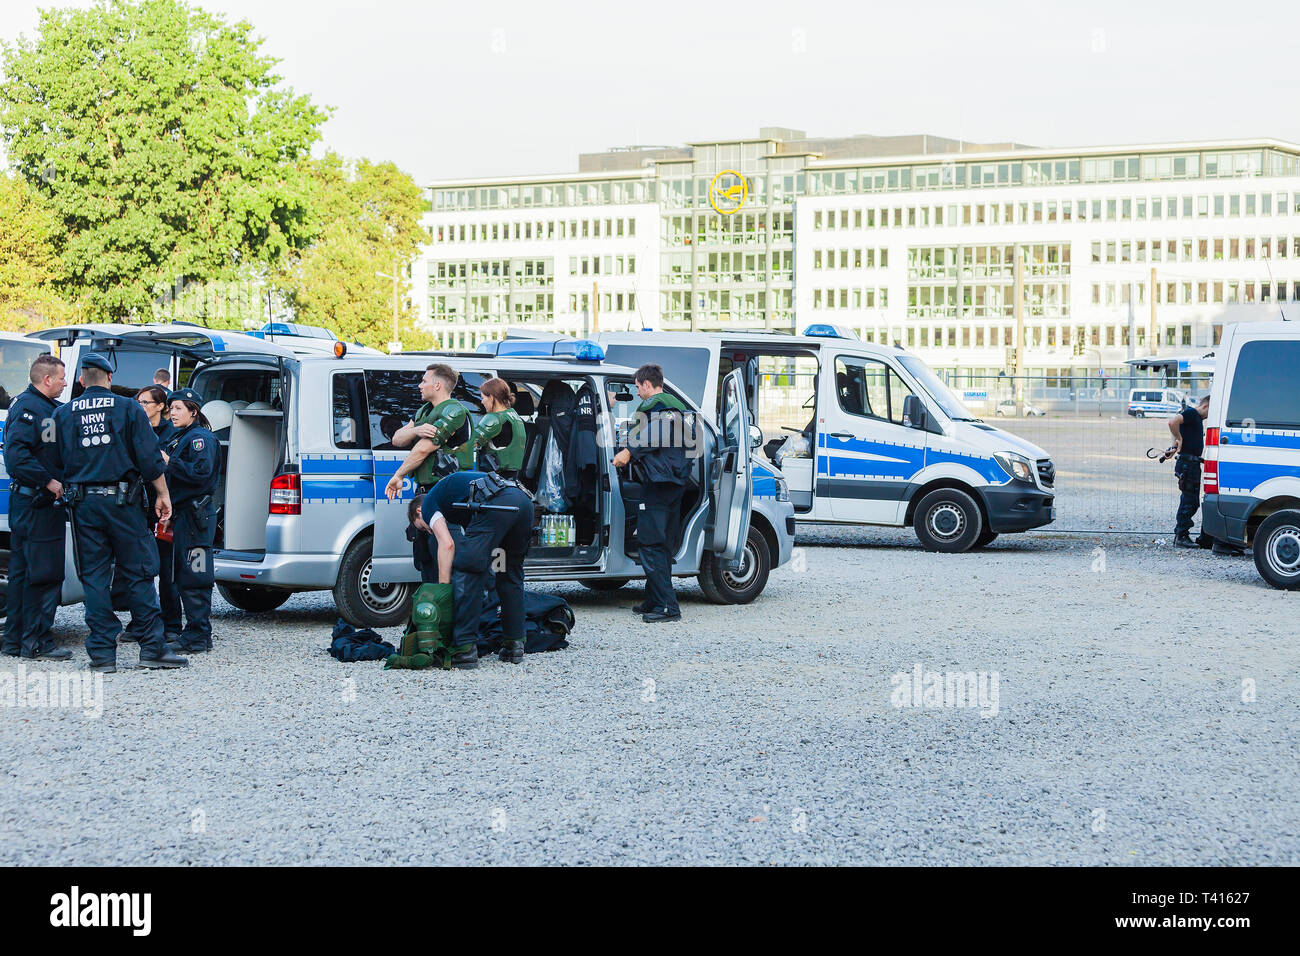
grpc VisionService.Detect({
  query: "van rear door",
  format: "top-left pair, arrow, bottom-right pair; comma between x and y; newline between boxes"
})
710,368 -> 753,567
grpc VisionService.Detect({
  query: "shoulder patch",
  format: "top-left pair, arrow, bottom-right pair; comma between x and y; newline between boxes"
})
192,438 -> 204,451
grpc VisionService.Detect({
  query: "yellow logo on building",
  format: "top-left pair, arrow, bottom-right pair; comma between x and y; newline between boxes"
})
709,169 -> 748,215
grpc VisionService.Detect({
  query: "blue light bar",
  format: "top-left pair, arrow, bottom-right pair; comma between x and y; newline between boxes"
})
477,338 -> 606,361
802,324 -> 858,340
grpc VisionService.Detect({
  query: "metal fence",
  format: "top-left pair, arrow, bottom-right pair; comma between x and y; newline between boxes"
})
754,371 -> 1211,535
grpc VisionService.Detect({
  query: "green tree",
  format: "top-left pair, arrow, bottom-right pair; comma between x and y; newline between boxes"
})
276,153 -> 425,349
0,171 -> 71,329
0,0 -> 328,321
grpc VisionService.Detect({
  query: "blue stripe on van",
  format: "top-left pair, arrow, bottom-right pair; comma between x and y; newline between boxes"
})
1222,430 -> 1300,450
1218,460 -> 1300,490
302,478 -> 374,499
752,461 -> 776,499
300,455 -> 372,474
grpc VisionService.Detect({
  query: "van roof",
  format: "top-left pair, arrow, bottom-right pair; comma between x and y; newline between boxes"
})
599,328 -> 908,355
303,352 -> 641,376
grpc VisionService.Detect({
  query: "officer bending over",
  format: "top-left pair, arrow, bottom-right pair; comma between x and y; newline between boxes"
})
2,354 -> 70,661
471,377 -> 526,478
159,389 -> 220,654
407,492 -> 455,584
423,469 -> 533,668
1169,392 -> 1242,555
611,363 -> 692,623
51,353 -> 187,673
385,363 -> 472,499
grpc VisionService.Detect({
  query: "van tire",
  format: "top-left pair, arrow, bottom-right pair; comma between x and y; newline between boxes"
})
580,578 -> 630,592
914,488 -> 983,553
217,583 -> 292,614
1134,411 -> 1145,419
698,526 -> 771,605
1253,509 -> 1300,590
334,535 -> 413,628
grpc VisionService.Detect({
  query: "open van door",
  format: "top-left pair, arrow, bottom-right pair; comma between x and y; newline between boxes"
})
710,368 -> 754,568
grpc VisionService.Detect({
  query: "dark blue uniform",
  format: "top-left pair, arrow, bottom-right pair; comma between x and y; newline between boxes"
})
112,418 -> 183,639
50,385 -> 168,665
1174,403 -> 1206,539
160,423 -> 219,651
424,470 -> 532,650
2,384 -> 66,658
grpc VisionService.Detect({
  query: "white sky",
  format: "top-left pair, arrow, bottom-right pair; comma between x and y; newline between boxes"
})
3,0 -> 1299,185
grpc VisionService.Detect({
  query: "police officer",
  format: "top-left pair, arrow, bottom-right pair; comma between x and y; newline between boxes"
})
384,363 -> 472,500
1170,393 -> 1212,549
2,354 -> 70,661
470,377 -> 526,478
611,363 -> 692,623
50,353 -> 187,673
159,388 -> 219,654
114,384 -> 180,643
423,469 -> 533,668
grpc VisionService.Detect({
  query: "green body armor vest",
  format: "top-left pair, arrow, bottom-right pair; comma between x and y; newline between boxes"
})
411,398 -> 472,487
472,407 -> 527,474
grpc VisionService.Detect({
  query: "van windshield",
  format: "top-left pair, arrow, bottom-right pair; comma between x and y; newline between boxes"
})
896,354 -> 977,421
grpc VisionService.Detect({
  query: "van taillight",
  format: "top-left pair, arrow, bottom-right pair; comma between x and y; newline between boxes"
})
1203,460 -> 1218,495
1206,427 -> 1219,446
269,473 -> 301,515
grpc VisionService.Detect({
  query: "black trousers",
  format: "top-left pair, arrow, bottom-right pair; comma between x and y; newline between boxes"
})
161,502 -> 216,651
638,481 -> 684,614
70,496 -> 164,664
2,494 -> 65,657
450,488 -> 534,648
1174,459 -> 1202,537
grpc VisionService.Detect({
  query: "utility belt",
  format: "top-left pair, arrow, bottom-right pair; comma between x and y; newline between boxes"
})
454,473 -> 532,515
65,478 -> 146,507
9,482 -> 37,498
1176,453 -> 1203,463
8,481 -> 61,510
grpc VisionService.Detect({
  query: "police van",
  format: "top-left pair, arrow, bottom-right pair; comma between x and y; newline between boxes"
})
1127,387 -> 1186,418
0,324 -> 793,626
581,325 -> 1056,552
1199,321 -> 1300,589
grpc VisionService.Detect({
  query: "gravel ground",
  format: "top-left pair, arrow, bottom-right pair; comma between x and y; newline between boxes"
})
1,528 -> 1296,866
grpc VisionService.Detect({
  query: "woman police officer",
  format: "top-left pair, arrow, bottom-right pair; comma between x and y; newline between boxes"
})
471,377 -> 526,478
159,388 -> 219,654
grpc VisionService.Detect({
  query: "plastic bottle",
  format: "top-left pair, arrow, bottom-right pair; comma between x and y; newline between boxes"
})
567,515 -> 575,547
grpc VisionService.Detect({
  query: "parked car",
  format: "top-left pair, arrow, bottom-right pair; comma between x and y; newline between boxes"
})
995,399 -> 1045,417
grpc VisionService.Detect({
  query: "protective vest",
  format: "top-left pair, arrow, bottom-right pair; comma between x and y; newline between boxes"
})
412,398 -> 472,487
472,406 -> 526,474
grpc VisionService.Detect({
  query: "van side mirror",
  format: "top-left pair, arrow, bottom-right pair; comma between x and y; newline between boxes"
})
902,394 -> 927,430
748,424 -> 763,450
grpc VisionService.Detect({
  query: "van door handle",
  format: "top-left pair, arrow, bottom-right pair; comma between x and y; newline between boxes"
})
829,432 -> 855,440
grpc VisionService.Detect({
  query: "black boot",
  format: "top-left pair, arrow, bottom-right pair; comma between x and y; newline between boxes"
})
138,649 -> 189,669
631,600 -> 652,614
498,640 -> 524,664
642,607 -> 682,623
450,644 -> 479,670
88,660 -> 117,674
26,647 -> 72,661
1212,541 -> 1246,556
1174,534 -> 1198,548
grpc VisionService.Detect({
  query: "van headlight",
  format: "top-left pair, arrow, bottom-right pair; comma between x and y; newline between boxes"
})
993,451 -> 1034,482
774,475 -> 790,502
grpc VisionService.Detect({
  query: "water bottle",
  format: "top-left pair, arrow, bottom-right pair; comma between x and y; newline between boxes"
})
544,515 -> 554,546
566,515 -> 575,547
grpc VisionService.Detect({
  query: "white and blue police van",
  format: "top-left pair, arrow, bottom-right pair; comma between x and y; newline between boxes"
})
1127,387 -> 1186,418
1200,321 -> 1300,589
579,324 -> 1056,552
0,324 -> 793,626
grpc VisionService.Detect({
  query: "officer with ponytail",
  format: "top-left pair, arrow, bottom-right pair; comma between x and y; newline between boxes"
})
159,388 -> 219,654
471,377 -> 526,478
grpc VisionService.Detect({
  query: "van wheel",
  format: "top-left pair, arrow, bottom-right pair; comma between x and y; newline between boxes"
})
1253,510 -> 1300,590
914,488 -> 983,553
581,578 -> 630,592
334,535 -> 413,628
217,583 -> 292,613
1134,411 -> 1145,419
698,526 -> 771,604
